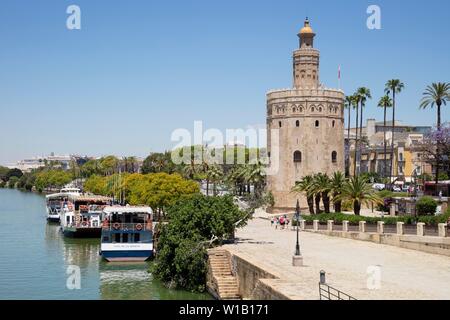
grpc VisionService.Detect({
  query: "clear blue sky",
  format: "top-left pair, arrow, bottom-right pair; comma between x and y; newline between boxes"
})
1,0 -> 449,165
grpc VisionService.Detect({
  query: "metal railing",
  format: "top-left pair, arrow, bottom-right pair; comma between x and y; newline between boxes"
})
102,222 -> 151,232
318,271 -> 356,300
319,283 -> 356,300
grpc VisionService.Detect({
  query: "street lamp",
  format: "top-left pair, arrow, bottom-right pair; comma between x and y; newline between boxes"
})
295,199 -> 301,256
292,199 -> 303,266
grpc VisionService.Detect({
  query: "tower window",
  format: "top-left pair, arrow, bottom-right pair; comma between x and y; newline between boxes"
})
296,120 -> 300,127
293,151 -> 302,163
332,151 -> 337,163
332,120 -> 335,127
315,120 -> 319,127
279,121 -> 282,128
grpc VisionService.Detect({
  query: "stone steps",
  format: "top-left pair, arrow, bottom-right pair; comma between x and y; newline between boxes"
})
207,249 -> 240,300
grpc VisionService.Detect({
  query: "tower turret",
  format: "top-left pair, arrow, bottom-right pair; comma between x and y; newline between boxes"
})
293,18 -> 320,89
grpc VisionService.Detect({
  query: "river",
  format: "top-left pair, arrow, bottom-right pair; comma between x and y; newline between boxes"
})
0,189 -> 211,300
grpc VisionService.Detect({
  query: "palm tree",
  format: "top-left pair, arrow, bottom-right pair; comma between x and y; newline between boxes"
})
330,171 -> 346,213
353,92 -> 361,176
420,82 -> 450,187
183,159 -> 197,179
356,87 -> 372,171
337,176 -> 382,215
292,175 -> 315,214
385,79 -> 405,186
207,165 -> 223,196
313,173 -> 331,213
378,95 -> 393,179
245,161 -> 266,196
345,95 -> 355,176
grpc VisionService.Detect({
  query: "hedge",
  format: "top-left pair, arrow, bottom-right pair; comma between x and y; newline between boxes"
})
300,211 -> 450,226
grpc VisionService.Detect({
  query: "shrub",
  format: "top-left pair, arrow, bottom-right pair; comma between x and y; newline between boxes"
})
151,194 -> 248,292
416,196 -> 438,216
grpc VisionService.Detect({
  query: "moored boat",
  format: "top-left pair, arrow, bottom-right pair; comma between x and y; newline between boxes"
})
45,187 -> 81,222
100,206 -> 153,262
60,194 -> 111,238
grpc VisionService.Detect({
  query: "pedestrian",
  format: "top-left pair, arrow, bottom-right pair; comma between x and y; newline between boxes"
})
279,215 -> 285,229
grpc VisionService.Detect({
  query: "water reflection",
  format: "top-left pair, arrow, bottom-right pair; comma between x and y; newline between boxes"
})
99,262 -> 212,300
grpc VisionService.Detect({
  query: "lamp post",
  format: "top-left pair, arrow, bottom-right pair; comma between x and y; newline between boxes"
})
295,200 -> 301,256
292,200 -> 303,266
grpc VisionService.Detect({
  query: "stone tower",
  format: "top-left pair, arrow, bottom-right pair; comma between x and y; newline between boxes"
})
266,18 -> 345,213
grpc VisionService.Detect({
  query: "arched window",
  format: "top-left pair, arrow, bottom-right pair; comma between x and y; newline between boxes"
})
293,151 -> 302,163
296,120 -> 300,127
315,120 -> 319,127
332,151 -> 337,163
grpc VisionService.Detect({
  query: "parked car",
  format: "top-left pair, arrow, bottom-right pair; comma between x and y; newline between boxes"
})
392,186 -> 402,192
402,185 -> 410,192
372,183 -> 385,191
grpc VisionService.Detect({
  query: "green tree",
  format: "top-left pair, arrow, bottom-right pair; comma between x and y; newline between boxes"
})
292,175 -> 315,214
416,196 -> 438,216
420,82 -> 450,186
330,171 -> 346,213
345,95 -> 356,176
385,79 -> 405,184
314,173 -> 332,213
151,194 -> 248,292
337,176 -> 382,215
8,176 -> 19,188
378,95 -> 393,179
356,87 -> 372,171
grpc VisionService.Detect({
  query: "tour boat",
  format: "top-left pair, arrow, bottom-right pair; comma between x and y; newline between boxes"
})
100,206 -> 153,262
45,188 -> 81,222
60,194 -> 111,238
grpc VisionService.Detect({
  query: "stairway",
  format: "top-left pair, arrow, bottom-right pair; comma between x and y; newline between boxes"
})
208,249 -> 240,300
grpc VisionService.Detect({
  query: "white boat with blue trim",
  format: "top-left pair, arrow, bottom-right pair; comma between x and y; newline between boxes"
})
100,206 -> 153,262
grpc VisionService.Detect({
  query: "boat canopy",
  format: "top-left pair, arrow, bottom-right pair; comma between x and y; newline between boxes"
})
103,206 -> 152,215
68,194 -> 112,202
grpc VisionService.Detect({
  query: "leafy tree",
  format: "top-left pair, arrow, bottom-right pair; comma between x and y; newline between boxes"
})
7,168 -> 23,180
151,194 -> 248,292
416,196 -> 438,216
8,176 -> 19,188
420,82 -> 450,186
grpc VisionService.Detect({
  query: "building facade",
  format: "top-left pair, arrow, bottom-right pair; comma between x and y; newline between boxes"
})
347,119 -> 433,184
266,19 -> 345,212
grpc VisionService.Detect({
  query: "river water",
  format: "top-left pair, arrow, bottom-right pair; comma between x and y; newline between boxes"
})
0,189 -> 211,300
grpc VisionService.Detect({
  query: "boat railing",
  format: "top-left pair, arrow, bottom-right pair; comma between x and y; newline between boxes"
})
69,221 -> 101,228
102,222 -> 152,232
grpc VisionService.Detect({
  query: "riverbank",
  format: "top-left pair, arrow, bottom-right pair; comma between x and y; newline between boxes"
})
214,210 -> 450,300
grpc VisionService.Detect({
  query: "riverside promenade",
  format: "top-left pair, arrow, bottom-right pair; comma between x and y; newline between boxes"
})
222,210 -> 450,300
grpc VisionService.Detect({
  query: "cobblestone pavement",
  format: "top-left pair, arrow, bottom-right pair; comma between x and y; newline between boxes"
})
224,211 -> 450,300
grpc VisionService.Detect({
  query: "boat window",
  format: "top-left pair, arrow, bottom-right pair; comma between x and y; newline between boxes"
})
134,233 -> 140,243
102,236 -> 109,242
125,215 -> 131,223
114,233 -> 120,243
122,233 -> 129,243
